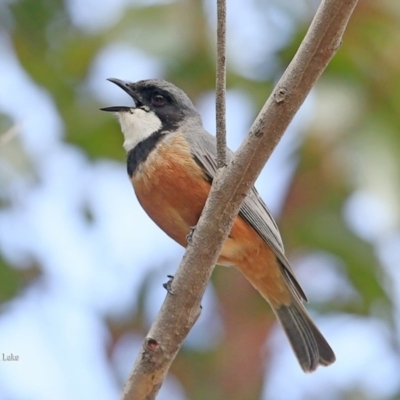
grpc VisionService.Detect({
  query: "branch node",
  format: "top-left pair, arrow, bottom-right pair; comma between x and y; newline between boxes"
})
189,303 -> 202,325
253,128 -> 264,138
274,88 -> 288,103
145,338 -> 162,354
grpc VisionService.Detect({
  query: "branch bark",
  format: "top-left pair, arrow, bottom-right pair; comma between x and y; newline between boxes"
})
121,0 -> 359,398
216,0 -> 227,167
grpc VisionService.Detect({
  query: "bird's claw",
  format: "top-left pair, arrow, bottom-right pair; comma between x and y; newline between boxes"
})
186,225 -> 196,245
163,274 -> 175,294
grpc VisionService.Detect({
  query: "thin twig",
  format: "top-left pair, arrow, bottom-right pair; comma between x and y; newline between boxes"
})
216,0 -> 227,168
121,1 -> 359,399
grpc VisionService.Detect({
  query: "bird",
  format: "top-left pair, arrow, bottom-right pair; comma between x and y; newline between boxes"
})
101,78 -> 336,372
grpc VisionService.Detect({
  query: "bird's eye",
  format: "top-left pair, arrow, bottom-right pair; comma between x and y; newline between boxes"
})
152,94 -> 166,106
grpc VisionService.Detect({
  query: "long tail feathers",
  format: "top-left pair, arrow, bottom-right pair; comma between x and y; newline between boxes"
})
274,299 -> 336,372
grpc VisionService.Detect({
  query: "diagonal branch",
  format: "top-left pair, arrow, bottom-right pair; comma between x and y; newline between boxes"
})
121,0 -> 359,399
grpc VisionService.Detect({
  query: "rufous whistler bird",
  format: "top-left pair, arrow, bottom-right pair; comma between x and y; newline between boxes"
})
101,78 -> 336,372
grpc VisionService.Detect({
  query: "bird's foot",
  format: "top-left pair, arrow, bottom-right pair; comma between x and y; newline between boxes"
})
186,225 -> 196,245
163,275 -> 175,294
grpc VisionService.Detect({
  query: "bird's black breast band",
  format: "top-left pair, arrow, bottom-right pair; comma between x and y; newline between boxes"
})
127,130 -> 165,176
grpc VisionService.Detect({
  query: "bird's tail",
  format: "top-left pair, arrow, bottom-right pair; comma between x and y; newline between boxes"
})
273,297 -> 336,372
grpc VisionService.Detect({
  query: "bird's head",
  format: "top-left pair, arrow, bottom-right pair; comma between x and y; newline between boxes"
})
101,78 -> 201,151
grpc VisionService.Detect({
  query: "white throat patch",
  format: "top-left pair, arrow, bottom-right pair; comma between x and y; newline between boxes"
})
116,108 -> 162,152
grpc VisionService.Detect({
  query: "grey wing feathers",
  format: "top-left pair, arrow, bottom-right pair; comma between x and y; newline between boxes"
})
184,124 -> 307,302
239,188 -> 307,301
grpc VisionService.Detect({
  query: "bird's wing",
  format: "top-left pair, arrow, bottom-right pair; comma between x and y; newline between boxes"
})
185,125 -> 307,301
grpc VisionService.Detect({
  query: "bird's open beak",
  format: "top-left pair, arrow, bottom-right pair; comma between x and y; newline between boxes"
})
100,78 -> 141,112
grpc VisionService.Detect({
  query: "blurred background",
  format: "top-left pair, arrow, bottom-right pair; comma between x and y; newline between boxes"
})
1,0 -> 400,399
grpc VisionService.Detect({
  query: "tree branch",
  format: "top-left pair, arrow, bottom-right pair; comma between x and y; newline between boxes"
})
121,0 -> 359,398
216,0 -> 227,168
